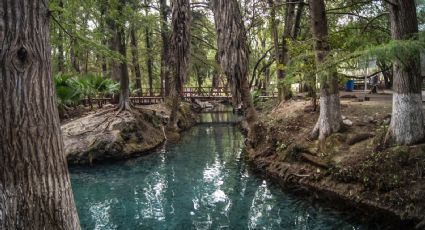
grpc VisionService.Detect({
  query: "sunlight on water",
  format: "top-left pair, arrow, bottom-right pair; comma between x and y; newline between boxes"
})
70,117 -> 377,230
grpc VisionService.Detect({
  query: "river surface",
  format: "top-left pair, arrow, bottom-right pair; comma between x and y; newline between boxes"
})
70,119 -> 376,229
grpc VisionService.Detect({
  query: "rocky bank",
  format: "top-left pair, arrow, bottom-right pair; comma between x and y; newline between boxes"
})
61,102 -> 198,165
247,99 -> 425,229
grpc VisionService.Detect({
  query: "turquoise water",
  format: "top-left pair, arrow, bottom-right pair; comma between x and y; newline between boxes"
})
70,124 -> 374,230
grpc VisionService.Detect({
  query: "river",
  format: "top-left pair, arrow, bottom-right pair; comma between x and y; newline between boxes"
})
70,114 -> 376,229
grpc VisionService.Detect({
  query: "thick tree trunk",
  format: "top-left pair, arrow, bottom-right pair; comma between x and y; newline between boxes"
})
130,26 -> 142,96
117,0 -> 131,111
169,0 -> 191,129
308,0 -> 342,142
280,0 -> 296,100
107,12 -> 120,81
0,1 -> 81,229
159,0 -> 171,97
386,0 -> 424,145
211,0 -> 257,123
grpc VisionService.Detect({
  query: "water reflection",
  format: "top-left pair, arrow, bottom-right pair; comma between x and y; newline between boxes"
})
71,120 -> 372,230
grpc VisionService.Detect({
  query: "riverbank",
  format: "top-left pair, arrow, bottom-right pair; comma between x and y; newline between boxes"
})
61,102 -> 199,165
246,98 -> 425,229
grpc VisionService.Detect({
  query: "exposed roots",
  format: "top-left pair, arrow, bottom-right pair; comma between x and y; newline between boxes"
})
115,100 -> 133,115
310,94 -> 342,149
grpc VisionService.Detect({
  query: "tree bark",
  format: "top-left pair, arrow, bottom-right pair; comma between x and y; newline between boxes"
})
130,25 -> 142,96
211,0 -> 257,123
117,0 -> 131,111
107,7 -> 120,81
268,0 -> 285,100
159,0 -> 171,97
99,1 -> 108,78
145,29 -> 154,96
70,37 -> 81,73
308,0 -> 342,142
292,0 -> 305,39
377,58 -> 393,89
169,0 -> 191,129
280,0 -> 296,100
144,0 -> 154,96
386,0 -> 424,145
0,1 -> 81,229
57,0 -> 65,73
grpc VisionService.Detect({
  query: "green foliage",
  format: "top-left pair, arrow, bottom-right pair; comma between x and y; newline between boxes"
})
54,73 -> 83,109
54,73 -> 119,109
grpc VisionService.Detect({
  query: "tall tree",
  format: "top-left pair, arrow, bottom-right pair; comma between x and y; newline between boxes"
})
144,0 -> 154,96
57,0 -> 65,73
386,0 -> 424,145
280,0 -> 296,100
268,0 -> 284,99
117,0 -> 132,111
159,0 -> 171,97
106,1 -> 120,81
309,0 -> 343,142
268,0 -> 297,101
129,0 -> 142,96
130,25 -> 143,96
292,0 -> 305,40
70,37 -> 81,73
169,0 -> 191,129
211,0 -> 257,122
0,0 -> 81,229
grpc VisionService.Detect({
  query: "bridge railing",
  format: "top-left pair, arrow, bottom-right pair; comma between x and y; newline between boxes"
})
83,87 -> 278,106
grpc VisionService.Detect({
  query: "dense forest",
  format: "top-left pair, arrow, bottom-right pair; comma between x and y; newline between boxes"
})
1,0 -> 425,229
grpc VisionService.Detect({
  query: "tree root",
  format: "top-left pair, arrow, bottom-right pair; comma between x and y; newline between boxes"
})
115,100 -> 133,115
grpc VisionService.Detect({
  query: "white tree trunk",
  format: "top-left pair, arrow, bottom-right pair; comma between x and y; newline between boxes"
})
312,93 -> 342,141
389,93 -> 424,144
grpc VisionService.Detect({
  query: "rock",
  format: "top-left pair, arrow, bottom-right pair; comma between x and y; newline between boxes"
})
362,116 -> 376,124
193,99 -> 214,110
343,119 -> 353,126
62,109 -> 165,164
342,115 -> 347,120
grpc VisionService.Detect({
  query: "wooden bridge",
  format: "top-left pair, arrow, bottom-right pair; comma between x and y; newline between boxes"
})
87,87 -> 277,106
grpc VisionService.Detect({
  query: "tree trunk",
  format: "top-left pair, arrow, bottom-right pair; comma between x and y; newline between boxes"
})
159,0 -> 171,97
130,25 -> 142,96
107,10 -> 120,81
268,0 -> 285,100
280,0 -> 296,100
308,0 -> 342,142
212,52 -> 220,89
144,0 -> 154,96
292,0 -> 305,39
386,0 -> 424,145
377,59 -> 393,89
169,0 -> 191,129
99,2 -> 108,78
70,37 -> 81,73
57,0 -> 65,73
145,27 -> 154,96
0,1 -> 81,229
117,0 -> 131,111
211,0 -> 257,123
